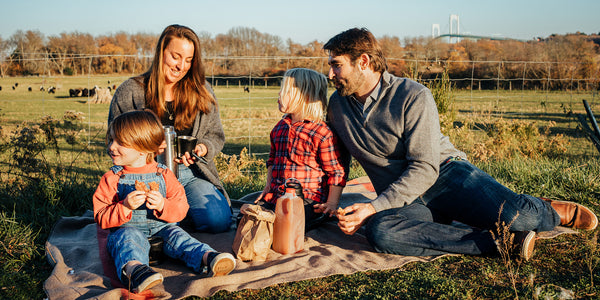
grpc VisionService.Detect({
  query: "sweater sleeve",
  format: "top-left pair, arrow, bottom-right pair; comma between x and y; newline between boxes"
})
153,169 -> 189,223
108,77 -> 146,125
370,88 -> 440,212
93,172 -> 132,229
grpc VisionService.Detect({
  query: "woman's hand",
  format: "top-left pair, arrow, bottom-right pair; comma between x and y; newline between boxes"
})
175,143 -> 208,166
123,191 -> 146,210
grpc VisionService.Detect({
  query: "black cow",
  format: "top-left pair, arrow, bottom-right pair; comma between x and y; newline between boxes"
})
244,86 -> 250,93
69,88 -> 81,97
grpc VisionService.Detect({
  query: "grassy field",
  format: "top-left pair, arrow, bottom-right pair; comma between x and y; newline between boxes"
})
1,75 -> 600,299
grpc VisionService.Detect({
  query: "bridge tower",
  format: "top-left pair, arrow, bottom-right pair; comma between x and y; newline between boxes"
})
449,14 -> 460,43
432,24 -> 440,38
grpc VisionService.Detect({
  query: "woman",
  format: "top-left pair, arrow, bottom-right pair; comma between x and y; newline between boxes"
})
108,24 -> 232,233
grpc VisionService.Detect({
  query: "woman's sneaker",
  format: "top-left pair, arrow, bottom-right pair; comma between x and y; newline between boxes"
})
206,252 -> 236,277
122,264 -> 163,293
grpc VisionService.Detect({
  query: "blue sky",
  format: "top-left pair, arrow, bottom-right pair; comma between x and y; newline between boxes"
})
1,0 -> 598,44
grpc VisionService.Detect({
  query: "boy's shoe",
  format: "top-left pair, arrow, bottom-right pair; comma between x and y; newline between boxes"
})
541,198 -> 598,230
122,264 -> 163,293
512,231 -> 537,261
206,252 -> 236,277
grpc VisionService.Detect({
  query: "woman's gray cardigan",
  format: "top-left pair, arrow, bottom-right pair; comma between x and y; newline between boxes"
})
108,76 -> 230,203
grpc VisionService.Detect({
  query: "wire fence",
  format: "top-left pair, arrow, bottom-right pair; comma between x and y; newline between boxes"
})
1,54 -> 599,158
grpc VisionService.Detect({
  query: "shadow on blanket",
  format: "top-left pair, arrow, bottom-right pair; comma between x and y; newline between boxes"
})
44,177 -> 576,299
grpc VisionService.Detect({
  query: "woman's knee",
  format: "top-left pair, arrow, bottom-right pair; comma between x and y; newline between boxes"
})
188,208 -> 232,233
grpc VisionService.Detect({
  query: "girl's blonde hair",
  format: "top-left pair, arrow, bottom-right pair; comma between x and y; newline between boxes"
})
107,110 -> 165,164
280,68 -> 328,121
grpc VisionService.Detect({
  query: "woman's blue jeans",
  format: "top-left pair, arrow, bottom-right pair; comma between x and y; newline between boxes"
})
107,224 -> 214,280
365,159 -> 561,256
178,165 -> 232,233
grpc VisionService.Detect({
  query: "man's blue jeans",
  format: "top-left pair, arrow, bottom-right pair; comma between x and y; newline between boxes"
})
178,165 -> 232,233
107,224 -> 214,280
365,159 -> 561,256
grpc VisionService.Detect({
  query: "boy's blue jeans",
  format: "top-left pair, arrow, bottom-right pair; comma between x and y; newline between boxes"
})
107,224 -> 214,280
365,159 -> 561,256
178,166 -> 232,233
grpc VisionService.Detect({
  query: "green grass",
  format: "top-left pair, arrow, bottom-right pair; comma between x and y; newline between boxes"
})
1,75 -> 600,299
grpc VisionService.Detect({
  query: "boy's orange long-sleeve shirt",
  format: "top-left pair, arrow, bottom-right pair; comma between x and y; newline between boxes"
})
93,162 -> 188,229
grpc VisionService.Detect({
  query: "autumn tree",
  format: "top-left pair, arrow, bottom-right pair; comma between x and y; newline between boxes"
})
8,30 -> 46,75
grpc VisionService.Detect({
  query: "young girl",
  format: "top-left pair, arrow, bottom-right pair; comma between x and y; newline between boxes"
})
93,110 -> 235,294
256,68 -> 347,228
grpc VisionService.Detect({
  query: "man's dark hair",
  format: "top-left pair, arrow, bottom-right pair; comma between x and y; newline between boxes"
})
323,27 -> 387,73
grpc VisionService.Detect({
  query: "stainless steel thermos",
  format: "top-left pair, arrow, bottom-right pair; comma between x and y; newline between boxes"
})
157,125 -> 178,177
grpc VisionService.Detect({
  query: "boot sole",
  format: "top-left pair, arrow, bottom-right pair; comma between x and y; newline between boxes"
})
210,253 -> 236,277
520,231 -> 536,261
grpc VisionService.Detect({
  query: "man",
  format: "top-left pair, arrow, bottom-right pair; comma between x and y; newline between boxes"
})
325,28 -> 597,260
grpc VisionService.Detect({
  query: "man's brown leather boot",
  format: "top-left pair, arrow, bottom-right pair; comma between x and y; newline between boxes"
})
542,198 -> 598,230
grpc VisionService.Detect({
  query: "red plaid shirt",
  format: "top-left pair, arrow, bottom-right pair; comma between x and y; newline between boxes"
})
266,115 -> 346,204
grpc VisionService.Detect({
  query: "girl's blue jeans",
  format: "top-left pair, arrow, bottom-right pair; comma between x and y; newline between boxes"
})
365,159 -> 560,256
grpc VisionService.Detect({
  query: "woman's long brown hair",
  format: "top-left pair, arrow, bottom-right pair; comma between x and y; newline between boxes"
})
144,24 -> 215,131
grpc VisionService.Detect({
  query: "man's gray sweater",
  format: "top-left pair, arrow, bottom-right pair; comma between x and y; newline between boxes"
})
327,71 -> 466,212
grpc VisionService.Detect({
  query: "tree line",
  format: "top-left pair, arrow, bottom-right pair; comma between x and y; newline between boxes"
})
1,27 -> 598,90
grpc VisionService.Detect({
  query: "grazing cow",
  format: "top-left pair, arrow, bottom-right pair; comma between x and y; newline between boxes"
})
28,86 -> 32,92
69,88 -> 80,97
89,87 -> 96,97
40,86 -> 45,91
90,87 -> 112,104
244,86 -> 250,93
0,86 -> 2,91
12,86 -> 15,90
48,86 -> 56,94
82,88 -> 89,97
14,83 -> 18,87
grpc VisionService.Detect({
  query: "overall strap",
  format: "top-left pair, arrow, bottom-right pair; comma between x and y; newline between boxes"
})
110,165 -> 124,175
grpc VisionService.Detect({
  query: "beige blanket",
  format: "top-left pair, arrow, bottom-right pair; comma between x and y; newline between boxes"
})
44,177 -> 574,299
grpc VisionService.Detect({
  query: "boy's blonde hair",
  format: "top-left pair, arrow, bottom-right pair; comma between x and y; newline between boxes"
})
107,110 -> 165,164
279,68 -> 328,121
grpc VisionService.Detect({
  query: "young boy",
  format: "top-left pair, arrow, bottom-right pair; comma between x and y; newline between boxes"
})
93,110 -> 235,293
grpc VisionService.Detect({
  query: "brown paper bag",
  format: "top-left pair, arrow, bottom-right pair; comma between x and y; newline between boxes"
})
232,204 -> 276,261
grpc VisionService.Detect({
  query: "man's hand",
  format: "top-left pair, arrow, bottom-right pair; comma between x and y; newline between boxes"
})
337,203 -> 376,235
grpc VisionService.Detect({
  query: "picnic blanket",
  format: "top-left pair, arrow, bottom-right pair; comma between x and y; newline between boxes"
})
44,177 -> 575,299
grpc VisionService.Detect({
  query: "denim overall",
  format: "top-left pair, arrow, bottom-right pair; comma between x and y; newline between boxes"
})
106,163 -> 214,279
112,164 -> 170,235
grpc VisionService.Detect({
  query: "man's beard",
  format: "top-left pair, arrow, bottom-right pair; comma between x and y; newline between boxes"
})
335,68 -> 364,97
